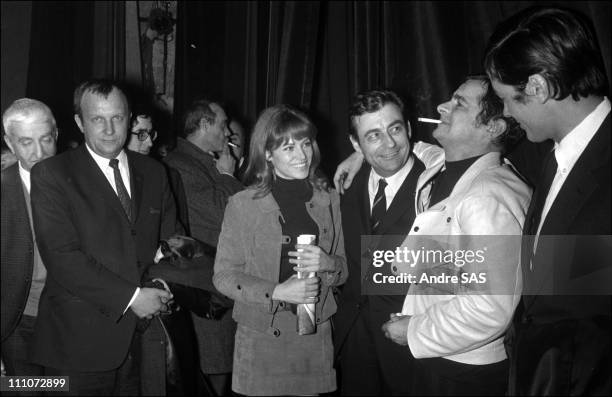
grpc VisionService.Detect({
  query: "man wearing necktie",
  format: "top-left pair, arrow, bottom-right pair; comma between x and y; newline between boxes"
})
485,7 -> 611,395
29,79 -> 180,395
333,90 -> 425,395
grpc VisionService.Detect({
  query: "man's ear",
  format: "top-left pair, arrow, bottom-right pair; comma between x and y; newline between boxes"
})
349,135 -> 363,154
3,134 -> 15,153
74,114 -> 84,134
525,74 -> 550,103
487,118 -> 507,139
406,120 -> 412,139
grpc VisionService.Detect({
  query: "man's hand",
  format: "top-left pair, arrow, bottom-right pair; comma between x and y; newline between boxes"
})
381,313 -> 411,346
288,244 -> 336,273
333,151 -> 364,193
215,145 -> 236,175
130,287 -> 173,319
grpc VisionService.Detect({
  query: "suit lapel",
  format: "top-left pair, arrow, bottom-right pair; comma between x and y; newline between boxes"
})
356,165 -> 373,235
540,114 -> 610,235
77,146 -> 132,225
377,158 -> 424,235
127,152 -> 143,224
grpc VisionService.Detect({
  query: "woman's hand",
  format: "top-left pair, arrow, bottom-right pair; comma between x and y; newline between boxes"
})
272,275 -> 320,305
288,244 -> 336,273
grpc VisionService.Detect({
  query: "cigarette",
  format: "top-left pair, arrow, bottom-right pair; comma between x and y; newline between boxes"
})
227,142 -> 240,148
418,117 -> 442,124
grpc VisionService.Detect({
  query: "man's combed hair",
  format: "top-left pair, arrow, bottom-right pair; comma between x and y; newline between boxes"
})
348,89 -> 405,138
181,99 -> 217,138
73,79 -> 127,117
469,75 -> 524,154
484,7 -> 608,101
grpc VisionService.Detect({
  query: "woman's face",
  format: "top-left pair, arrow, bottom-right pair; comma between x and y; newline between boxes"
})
267,136 -> 313,180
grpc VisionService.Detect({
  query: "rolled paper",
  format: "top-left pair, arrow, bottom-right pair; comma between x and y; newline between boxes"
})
296,234 -> 317,335
417,117 -> 442,124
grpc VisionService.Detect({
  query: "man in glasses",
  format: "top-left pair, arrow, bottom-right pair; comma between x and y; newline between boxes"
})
127,112 -> 157,155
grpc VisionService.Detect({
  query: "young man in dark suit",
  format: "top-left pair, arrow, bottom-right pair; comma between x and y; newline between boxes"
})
485,7 -> 611,395
333,90 -> 424,396
1,99 -> 57,379
29,80 -> 176,395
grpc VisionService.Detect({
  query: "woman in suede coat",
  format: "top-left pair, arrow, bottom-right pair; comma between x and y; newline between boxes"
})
213,105 -> 347,396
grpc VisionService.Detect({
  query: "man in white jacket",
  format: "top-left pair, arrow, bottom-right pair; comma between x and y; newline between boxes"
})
379,75 -> 531,395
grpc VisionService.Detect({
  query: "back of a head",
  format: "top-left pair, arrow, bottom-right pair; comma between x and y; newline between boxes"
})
3,98 -> 57,137
348,89 -> 405,139
484,7 -> 608,101
181,99 -> 216,138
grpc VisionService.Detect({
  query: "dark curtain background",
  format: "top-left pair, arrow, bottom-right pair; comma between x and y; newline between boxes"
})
175,0 -> 610,178
25,1 -> 125,151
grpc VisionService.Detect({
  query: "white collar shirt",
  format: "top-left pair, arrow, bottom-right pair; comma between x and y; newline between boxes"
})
18,162 -> 31,193
536,97 -> 611,238
368,155 -> 415,211
86,145 -> 131,197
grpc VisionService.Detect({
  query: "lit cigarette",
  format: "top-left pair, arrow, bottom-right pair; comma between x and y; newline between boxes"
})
227,142 -> 240,148
418,117 -> 442,124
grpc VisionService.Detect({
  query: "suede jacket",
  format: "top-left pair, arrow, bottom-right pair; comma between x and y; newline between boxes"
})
214,186 -> 347,336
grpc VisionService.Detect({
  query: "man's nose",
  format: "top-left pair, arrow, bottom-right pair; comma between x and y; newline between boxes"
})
383,132 -> 397,148
437,101 -> 450,115
32,142 -> 43,159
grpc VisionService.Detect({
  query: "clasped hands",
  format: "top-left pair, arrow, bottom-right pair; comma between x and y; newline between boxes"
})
272,244 -> 335,305
381,312 -> 412,346
130,282 -> 175,320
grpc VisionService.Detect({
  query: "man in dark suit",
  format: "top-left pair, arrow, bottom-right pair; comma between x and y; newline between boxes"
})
1,99 -> 58,380
333,90 -> 424,395
485,7 -> 611,395
29,79 -> 176,395
164,99 -> 243,396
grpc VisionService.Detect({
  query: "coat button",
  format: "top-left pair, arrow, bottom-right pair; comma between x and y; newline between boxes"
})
237,285 -> 242,290
273,329 -> 281,337
309,203 -> 314,208
446,217 -> 451,223
279,302 -> 286,308
413,226 -> 419,232
316,318 -> 321,323
265,293 -> 270,298
392,266 -> 397,272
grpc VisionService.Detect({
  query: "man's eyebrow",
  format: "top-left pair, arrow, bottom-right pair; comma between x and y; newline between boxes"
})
453,94 -> 467,105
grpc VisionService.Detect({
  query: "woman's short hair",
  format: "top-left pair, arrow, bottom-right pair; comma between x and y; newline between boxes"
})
243,104 -> 329,197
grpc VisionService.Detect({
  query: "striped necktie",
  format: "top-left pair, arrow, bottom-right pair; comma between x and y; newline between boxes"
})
371,178 -> 387,233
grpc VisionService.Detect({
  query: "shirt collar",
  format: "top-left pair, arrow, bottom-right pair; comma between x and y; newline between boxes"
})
18,162 -> 31,193
369,155 -> 415,197
555,97 -> 611,170
85,144 -> 129,172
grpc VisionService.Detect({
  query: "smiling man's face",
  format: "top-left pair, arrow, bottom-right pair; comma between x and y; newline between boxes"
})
350,103 -> 411,177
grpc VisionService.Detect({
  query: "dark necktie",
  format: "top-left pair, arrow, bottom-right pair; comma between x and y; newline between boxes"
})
522,152 -> 557,271
109,158 -> 133,222
371,178 -> 387,233
525,153 -> 558,236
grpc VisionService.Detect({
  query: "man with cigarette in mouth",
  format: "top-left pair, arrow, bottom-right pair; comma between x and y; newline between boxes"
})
335,76 -> 531,395
164,99 -> 242,396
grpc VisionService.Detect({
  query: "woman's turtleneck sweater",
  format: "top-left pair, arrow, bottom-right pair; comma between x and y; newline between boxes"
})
271,176 -> 318,282
428,155 -> 482,207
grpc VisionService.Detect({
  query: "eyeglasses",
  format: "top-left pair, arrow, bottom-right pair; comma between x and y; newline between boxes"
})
132,129 -> 158,142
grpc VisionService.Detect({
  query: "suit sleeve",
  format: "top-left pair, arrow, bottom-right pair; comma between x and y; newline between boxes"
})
169,161 -> 242,243
213,196 -> 280,313
321,190 -> 348,287
407,194 -> 524,358
31,163 -> 136,319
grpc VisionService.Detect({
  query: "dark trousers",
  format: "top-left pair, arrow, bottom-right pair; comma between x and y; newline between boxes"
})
43,331 -> 141,396
1,315 -> 44,396
412,357 -> 509,396
338,306 -> 414,396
